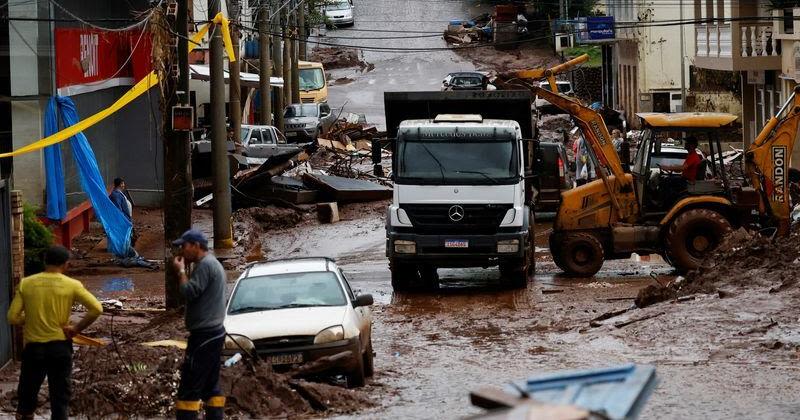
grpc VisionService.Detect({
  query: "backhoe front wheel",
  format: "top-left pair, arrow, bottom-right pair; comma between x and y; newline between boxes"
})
553,232 -> 605,277
665,209 -> 732,273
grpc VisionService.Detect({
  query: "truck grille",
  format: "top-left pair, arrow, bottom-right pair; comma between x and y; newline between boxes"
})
286,123 -> 305,129
253,335 -> 315,350
401,204 -> 512,234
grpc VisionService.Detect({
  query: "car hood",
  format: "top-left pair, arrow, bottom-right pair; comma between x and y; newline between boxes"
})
224,306 -> 348,340
325,9 -> 352,16
285,116 -> 318,125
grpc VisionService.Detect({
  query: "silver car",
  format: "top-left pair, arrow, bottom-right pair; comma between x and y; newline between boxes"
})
283,103 -> 337,143
240,125 -> 304,158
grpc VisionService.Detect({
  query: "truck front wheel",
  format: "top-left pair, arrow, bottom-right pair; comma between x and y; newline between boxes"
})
665,209 -> 732,273
389,259 -> 417,292
500,257 -> 530,289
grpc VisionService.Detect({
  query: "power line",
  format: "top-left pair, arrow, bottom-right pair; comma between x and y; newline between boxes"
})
47,0 -> 160,32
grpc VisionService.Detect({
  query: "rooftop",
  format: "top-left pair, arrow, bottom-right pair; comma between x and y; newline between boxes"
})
637,113 -> 739,128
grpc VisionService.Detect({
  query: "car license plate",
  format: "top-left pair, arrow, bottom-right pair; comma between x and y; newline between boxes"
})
267,353 -> 303,365
285,131 -> 297,136
445,239 -> 468,248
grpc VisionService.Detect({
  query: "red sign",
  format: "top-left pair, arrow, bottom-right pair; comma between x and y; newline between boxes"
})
55,28 -> 152,94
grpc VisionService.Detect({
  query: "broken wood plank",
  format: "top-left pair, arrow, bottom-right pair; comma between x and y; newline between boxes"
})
287,350 -> 354,378
470,385 -> 527,409
589,307 -> 632,327
613,312 -> 665,329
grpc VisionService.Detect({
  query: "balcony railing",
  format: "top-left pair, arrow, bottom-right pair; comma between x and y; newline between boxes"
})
740,23 -> 779,57
695,21 -> 781,70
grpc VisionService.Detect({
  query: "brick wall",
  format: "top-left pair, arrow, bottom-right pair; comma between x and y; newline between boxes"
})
10,190 -> 23,360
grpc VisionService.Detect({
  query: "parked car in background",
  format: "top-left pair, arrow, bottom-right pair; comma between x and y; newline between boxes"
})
324,0 -> 354,27
534,80 -> 574,115
224,257 -> 374,388
441,72 -> 495,91
283,103 -> 337,142
240,124 -> 304,158
533,140 -> 572,212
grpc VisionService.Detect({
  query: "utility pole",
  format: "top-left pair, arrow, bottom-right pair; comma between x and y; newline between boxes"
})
282,5 -> 292,107
228,0 -> 242,150
290,0 -> 300,104
163,0 -> 192,308
298,0 -> 306,60
259,5 -> 272,125
209,0 -> 233,249
273,0 -> 285,132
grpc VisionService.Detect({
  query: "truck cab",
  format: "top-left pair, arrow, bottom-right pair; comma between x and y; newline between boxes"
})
386,114 -> 533,291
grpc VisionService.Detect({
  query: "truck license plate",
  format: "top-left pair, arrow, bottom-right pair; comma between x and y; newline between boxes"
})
267,353 -> 303,365
285,131 -> 297,136
445,240 -> 468,248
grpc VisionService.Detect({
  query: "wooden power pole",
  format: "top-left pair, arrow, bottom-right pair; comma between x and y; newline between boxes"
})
163,0 -> 192,308
209,0 -> 233,249
259,4 -> 272,125
228,0 -> 242,149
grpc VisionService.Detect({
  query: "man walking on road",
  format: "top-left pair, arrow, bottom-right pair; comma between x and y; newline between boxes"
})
172,229 -> 227,420
7,245 -> 103,420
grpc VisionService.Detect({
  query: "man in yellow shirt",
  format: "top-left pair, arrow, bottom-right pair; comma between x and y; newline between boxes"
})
7,245 -> 103,420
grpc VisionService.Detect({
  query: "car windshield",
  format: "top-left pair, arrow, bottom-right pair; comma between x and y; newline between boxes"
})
452,76 -> 482,87
397,137 -> 518,185
327,1 -> 351,11
228,271 -> 347,314
240,128 -> 249,142
299,68 -> 325,91
284,104 -> 319,118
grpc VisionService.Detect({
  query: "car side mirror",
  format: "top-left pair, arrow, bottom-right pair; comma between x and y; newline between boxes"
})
321,112 -> 330,117
353,294 -> 373,307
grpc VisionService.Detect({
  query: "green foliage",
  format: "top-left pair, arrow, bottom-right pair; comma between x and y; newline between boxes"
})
533,0 -> 599,19
565,46 -> 601,67
23,204 -> 54,275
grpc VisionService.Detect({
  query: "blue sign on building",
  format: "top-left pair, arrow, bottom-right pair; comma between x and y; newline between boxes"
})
587,16 -> 615,40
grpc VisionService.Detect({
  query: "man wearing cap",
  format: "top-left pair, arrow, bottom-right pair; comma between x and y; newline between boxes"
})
171,229 -> 227,420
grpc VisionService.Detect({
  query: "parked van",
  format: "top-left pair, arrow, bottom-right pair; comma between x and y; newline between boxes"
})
299,61 -> 328,103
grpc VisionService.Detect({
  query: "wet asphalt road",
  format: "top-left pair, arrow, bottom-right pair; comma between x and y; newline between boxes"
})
319,0 -> 478,129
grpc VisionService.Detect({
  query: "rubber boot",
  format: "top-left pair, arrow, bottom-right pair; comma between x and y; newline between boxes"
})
204,396 -> 225,420
175,400 -> 201,420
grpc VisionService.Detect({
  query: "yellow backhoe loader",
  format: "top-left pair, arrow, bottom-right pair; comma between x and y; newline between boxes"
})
506,55 -> 798,276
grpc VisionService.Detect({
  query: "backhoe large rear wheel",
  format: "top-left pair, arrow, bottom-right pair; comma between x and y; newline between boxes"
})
553,232 -> 605,277
665,209 -> 732,273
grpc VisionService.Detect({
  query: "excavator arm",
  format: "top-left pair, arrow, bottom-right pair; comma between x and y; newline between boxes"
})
509,54 -> 637,220
746,85 -> 800,235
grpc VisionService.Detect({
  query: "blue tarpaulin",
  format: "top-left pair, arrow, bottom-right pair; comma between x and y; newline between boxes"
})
43,96 -> 132,257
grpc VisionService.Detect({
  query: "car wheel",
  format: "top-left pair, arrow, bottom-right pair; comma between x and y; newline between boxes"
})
363,337 -> 374,377
347,342 -> 367,388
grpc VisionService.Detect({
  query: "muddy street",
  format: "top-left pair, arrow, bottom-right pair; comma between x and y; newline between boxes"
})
258,210 -> 800,419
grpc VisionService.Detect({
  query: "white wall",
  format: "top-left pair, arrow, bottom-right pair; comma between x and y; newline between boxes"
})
636,1 -> 695,94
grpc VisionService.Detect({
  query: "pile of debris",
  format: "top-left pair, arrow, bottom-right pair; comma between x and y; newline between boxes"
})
309,46 -> 372,71
444,18 -> 490,45
0,312 -> 373,418
636,227 -> 800,308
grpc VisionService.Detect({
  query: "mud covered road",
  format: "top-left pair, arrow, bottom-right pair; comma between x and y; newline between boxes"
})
261,211 -> 800,419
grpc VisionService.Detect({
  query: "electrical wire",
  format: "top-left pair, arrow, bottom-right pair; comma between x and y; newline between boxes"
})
47,0 -> 161,32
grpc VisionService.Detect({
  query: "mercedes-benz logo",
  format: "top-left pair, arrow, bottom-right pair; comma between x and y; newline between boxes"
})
448,205 -> 465,222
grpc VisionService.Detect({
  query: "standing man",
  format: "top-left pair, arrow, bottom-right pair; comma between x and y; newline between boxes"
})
171,229 -> 227,420
109,177 -> 138,248
7,246 -> 103,420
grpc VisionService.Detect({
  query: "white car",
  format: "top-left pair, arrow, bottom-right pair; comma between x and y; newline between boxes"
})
534,80 -> 574,115
324,0 -> 354,27
224,257 -> 374,387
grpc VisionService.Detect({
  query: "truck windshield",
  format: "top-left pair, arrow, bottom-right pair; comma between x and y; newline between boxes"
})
299,68 -> 325,91
397,138 -> 518,185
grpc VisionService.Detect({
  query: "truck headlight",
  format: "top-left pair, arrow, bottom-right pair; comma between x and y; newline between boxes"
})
397,209 -> 412,225
314,325 -> 344,344
394,240 -> 416,254
500,209 -> 516,225
305,122 -> 316,128
497,239 -> 519,253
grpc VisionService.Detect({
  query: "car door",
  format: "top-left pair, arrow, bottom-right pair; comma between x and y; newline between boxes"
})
244,128 -> 266,157
338,269 -> 371,345
258,127 -> 280,157
319,103 -> 334,133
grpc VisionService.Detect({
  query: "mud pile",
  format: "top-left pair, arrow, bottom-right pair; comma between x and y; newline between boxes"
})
309,46 -> 372,70
636,228 -> 800,307
1,311 -> 372,418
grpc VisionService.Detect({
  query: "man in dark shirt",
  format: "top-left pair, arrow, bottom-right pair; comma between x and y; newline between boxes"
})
172,229 -> 227,420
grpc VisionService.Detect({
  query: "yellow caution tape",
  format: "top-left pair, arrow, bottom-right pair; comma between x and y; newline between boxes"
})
0,13 -> 236,159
